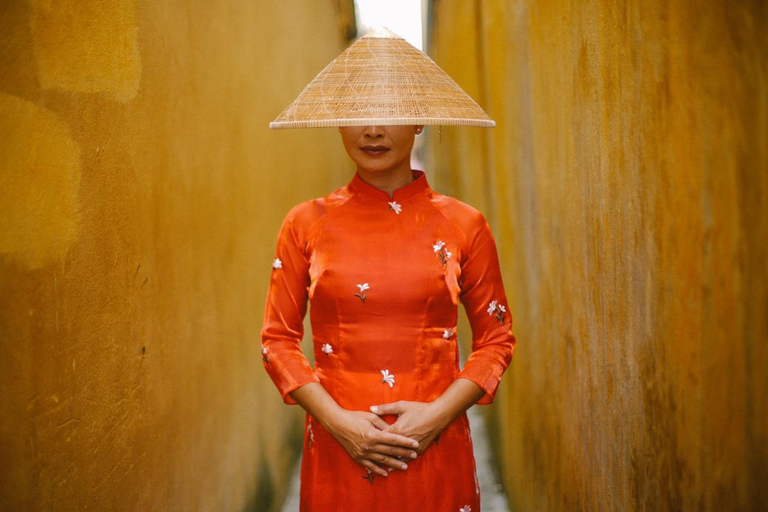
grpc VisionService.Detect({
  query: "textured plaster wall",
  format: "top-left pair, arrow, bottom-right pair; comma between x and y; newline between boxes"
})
0,1 -> 352,510
428,0 -> 767,510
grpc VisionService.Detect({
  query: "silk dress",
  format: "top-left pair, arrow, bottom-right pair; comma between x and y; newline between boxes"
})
261,170 -> 516,512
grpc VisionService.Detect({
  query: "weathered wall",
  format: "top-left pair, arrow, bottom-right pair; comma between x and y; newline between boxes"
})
428,0 -> 767,510
0,1 -> 352,510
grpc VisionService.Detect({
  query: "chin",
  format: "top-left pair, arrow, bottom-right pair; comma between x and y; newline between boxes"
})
361,164 -> 392,172
354,158 -> 393,172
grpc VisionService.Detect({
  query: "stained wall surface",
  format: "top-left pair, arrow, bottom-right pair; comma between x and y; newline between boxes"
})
427,1 -> 767,510
0,1 -> 353,510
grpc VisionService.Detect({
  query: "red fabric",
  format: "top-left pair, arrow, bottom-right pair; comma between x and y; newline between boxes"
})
262,171 -> 516,511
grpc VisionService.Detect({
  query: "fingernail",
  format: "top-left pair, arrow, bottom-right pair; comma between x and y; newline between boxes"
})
400,464 -> 408,470
370,406 -> 379,413
410,452 -> 417,459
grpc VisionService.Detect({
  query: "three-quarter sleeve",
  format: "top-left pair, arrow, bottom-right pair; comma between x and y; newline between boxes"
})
261,210 -> 319,404
457,216 -> 516,404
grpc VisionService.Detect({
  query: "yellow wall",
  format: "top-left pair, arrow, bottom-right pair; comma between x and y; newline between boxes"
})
428,0 -> 767,510
0,1 -> 353,510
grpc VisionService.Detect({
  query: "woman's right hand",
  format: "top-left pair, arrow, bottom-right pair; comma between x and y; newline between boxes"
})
325,409 -> 419,477
289,382 -> 418,478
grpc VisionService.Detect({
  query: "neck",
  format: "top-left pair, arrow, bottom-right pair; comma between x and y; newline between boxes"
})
356,164 -> 414,199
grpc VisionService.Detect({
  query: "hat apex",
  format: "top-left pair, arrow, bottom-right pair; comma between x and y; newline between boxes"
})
362,26 -> 402,39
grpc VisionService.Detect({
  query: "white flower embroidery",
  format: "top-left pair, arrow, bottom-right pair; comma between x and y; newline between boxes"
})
272,258 -> 282,269
261,346 -> 269,363
460,506 -> 472,512
487,300 -> 506,325
307,421 -> 315,447
380,369 -> 395,388
388,201 -> 402,215
433,240 -> 451,266
355,283 -> 369,302
322,343 -> 333,355
443,328 -> 453,340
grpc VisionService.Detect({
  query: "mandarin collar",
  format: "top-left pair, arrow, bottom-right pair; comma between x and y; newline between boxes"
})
349,170 -> 430,202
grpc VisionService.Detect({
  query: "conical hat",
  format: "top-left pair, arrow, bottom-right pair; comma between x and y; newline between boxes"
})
269,27 -> 495,129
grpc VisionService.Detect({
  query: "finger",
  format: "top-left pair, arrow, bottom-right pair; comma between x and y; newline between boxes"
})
358,459 -> 388,478
373,430 -> 419,449
370,402 -> 404,416
367,443 -> 418,460
364,452 -> 408,471
367,414 -> 391,431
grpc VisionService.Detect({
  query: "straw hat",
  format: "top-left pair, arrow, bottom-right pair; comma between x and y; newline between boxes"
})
269,27 -> 495,129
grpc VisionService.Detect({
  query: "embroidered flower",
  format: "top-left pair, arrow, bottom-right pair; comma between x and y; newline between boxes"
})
380,369 -> 395,388
272,258 -> 282,270
388,201 -> 402,215
460,506 -> 472,512
443,328 -> 454,340
355,283 -> 369,303
433,240 -> 451,266
487,300 -> 506,325
307,421 -> 315,448
322,343 -> 333,355
261,346 -> 269,364
362,469 -> 375,484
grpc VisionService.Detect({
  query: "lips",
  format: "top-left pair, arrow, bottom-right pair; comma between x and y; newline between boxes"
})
360,145 -> 390,156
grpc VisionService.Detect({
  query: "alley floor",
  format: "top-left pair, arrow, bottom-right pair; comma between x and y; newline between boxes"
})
280,406 -> 511,511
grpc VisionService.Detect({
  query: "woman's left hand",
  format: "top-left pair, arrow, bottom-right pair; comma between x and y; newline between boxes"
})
370,379 -> 486,455
369,401 -> 446,455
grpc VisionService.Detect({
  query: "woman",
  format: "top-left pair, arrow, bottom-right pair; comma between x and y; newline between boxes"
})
262,29 -> 516,511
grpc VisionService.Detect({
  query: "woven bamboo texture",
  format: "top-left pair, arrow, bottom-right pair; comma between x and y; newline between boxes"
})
270,27 -> 495,129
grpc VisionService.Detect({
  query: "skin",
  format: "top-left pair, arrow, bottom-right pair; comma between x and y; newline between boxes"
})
289,125 -> 486,477
338,124 -> 422,198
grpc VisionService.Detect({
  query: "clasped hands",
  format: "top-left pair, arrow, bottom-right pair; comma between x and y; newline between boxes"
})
328,401 -> 446,478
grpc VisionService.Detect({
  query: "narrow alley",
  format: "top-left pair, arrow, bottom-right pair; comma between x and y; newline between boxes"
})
0,1 -> 765,511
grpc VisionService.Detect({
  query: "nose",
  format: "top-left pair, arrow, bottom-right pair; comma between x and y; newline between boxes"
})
363,125 -> 384,138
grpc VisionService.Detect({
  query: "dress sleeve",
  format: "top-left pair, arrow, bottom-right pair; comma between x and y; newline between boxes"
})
261,211 -> 320,404
457,216 -> 516,404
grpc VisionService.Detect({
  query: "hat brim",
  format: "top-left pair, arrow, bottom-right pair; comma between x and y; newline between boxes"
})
269,117 -> 496,129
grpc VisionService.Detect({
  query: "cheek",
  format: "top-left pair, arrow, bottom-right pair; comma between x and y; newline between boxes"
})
391,132 -> 416,152
397,140 -> 415,157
